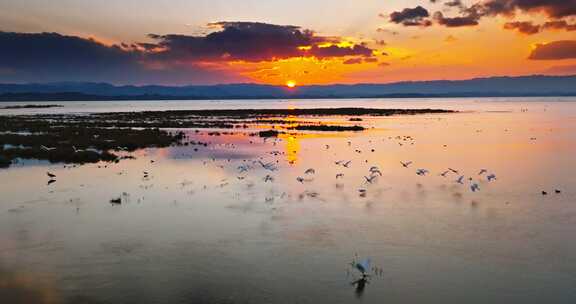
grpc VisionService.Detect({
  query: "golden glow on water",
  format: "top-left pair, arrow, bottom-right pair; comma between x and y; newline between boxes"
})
0,269 -> 60,304
280,133 -> 300,164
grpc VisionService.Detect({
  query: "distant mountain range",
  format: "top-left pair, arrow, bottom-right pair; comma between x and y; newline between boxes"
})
0,75 -> 575,101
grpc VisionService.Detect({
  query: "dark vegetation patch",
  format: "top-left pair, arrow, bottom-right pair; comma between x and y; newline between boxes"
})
94,107 -> 454,120
0,118 -> 186,168
1,147 -> 118,165
289,125 -> 365,132
0,107 -> 454,168
0,128 -> 183,151
0,154 -> 10,168
0,108 -> 453,132
259,130 -> 280,137
1,104 -> 63,109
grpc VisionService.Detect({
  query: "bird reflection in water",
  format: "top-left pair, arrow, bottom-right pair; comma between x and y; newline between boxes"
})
348,257 -> 373,298
351,274 -> 370,298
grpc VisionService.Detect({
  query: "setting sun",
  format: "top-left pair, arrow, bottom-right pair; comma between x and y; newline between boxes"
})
286,80 -> 297,88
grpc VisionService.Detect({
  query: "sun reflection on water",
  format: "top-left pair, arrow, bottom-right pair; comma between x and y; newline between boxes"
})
280,133 -> 300,164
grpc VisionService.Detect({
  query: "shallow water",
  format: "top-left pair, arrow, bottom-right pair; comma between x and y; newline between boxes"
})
2,97 -> 576,303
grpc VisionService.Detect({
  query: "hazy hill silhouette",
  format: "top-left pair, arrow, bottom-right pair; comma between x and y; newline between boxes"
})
0,75 -> 575,101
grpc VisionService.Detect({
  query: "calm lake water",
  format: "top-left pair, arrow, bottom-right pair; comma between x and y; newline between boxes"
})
2,97 -> 576,303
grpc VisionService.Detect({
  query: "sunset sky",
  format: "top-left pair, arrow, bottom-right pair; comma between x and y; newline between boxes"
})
0,0 -> 575,85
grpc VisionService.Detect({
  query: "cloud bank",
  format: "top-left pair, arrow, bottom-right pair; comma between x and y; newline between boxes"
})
0,22 -> 376,84
388,0 -> 576,32
529,40 -> 576,60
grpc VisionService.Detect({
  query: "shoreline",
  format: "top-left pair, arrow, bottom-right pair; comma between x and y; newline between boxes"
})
1,93 -> 576,102
0,107 -> 455,168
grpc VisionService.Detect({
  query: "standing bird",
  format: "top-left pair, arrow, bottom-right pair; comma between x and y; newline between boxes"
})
305,168 -> 316,175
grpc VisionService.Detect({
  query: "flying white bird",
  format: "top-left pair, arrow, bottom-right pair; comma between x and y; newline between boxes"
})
487,174 -> 497,181
478,169 -> 488,175
470,183 -> 480,192
364,175 -> 377,184
416,169 -> 429,176
353,258 -> 371,275
335,160 -> 352,168
400,161 -> 412,168
305,168 -> 316,174
369,167 -> 382,176
237,164 -> 251,173
456,175 -> 465,184
258,161 -> 277,171
41,145 -> 56,152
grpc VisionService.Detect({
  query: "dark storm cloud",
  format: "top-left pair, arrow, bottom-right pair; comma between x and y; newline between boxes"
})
306,44 -> 373,58
343,58 -> 363,65
471,0 -> 576,19
529,40 -> 576,60
0,31 -> 139,71
0,22 -> 377,83
147,22 -> 374,62
429,0 -> 576,30
444,0 -> 464,8
501,19 -> 576,34
0,31 -> 244,84
503,21 -> 541,34
389,6 -> 433,27
543,20 -> 576,31
433,12 -> 480,27
148,22 -> 329,62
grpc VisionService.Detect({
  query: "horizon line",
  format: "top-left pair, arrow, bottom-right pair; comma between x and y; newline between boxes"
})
1,74 -> 575,88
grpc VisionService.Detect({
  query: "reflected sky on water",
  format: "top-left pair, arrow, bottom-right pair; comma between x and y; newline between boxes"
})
2,98 -> 576,303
